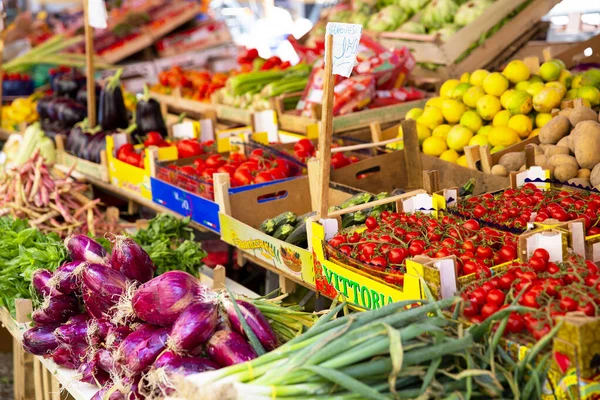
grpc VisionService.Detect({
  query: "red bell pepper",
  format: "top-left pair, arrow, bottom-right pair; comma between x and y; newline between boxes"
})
176,139 -> 204,158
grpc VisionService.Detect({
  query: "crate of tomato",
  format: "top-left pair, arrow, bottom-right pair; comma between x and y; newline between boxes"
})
150,138 -> 304,232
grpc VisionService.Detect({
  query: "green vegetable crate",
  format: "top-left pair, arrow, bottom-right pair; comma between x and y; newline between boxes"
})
377,0 -> 560,79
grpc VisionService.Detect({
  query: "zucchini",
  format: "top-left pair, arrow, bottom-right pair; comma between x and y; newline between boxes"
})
259,211 -> 297,234
285,221 -> 308,248
294,211 -> 316,226
273,224 -> 295,240
338,192 -> 373,209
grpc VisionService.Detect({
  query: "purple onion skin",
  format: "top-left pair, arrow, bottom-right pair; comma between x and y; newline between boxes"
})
105,325 -> 132,350
79,360 -> 111,387
67,314 -> 89,325
54,261 -> 85,295
51,343 -> 87,369
132,271 -> 207,326
154,350 -> 219,375
54,322 -> 88,345
82,264 -> 128,318
65,235 -> 109,265
206,330 -> 257,367
111,236 -> 156,283
92,377 -> 141,400
168,302 -> 218,353
96,348 -> 118,374
225,299 -> 279,351
32,269 -> 59,297
23,324 -> 61,355
32,295 -> 79,325
119,324 -> 168,374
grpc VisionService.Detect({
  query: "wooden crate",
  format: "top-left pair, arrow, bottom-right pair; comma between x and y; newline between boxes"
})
377,0 -> 560,78
55,135 -> 110,182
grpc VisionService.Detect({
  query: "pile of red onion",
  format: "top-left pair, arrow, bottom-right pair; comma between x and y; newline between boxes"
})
23,235 -> 278,398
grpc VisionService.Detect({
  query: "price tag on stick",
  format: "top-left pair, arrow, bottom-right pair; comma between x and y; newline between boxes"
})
87,0 -> 108,29
325,22 -> 363,78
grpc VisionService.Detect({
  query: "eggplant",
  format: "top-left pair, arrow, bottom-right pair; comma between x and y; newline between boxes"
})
76,84 -> 101,107
57,101 -> 87,128
55,74 -> 85,99
133,85 -> 167,142
81,131 -> 107,163
98,69 -> 129,131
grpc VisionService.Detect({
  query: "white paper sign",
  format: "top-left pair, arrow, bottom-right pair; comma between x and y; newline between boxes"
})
87,0 -> 108,29
199,119 -> 215,142
433,258 -> 458,299
526,232 -> 563,261
253,110 -> 279,142
326,23 -> 363,78
172,122 -> 196,140
320,218 -> 339,241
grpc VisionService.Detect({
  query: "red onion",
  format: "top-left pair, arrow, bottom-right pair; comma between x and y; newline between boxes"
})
66,314 -> 90,325
23,324 -> 61,355
92,377 -> 141,400
78,359 -> 111,387
82,264 -> 129,319
167,301 -> 218,354
118,324 -> 168,374
96,348 -> 119,374
51,261 -> 85,295
206,330 -> 257,367
51,343 -> 87,369
105,325 -> 132,350
224,299 -> 279,351
154,350 -> 219,374
32,269 -> 59,297
65,235 -> 109,265
32,294 -> 79,325
132,271 -> 208,326
111,236 -> 156,283
55,322 -> 88,345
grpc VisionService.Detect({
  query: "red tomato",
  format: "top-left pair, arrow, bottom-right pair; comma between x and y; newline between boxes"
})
462,219 -> 480,231
254,171 -> 274,184
546,262 -> 560,274
528,256 -> 547,273
369,256 -> 388,269
520,291 -> 540,308
532,248 -> 550,263
331,153 -> 351,169
476,246 -> 493,260
233,168 -> 253,186
268,168 -> 287,180
486,289 -> 506,306
228,153 -> 247,166
462,261 -> 479,276
559,296 -> 578,312
205,154 -> 226,168
480,303 -> 499,319
470,288 -> 488,305
365,217 -> 378,230
217,164 -> 236,176
506,313 -> 525,334
498,273 -> 515,290
463,301 -> 479,317
408,241 -> 425,256
293,139 -> 315,155
193,158 -> 206,171
388,248 -> 407,265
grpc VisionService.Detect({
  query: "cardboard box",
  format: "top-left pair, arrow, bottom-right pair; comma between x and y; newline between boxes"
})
55,135 -> 109,182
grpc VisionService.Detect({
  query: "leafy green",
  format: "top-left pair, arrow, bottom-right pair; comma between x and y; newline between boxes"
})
133,214 -> 207,276
0,217 -> 68,314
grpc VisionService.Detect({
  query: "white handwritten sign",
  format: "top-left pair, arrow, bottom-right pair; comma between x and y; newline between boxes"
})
326,22 -> 363,78
88,0 -> 108,29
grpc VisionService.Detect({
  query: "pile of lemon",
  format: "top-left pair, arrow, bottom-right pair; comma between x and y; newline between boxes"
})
398,59 -> 600,167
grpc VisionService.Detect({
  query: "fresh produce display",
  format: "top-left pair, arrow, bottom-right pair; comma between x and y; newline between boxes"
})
1,94 -> 40,130
2,72 -> 35,97
404,59 -> 600,167
12,123 -> 56,165
180,295 -> 557,400
326,209 -> 517,285
487,102 -> 600,181
21,233 -> 316,397
133,86 -> 168,142
453,183 -> 600,233
459,250 -> 600,337
151,66 -> 229,101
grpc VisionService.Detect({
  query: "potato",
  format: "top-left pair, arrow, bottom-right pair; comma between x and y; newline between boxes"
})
491,164 -> 508,177
543,164 -> 556,177
544,145 -> 570,158
554,163 -> 579,182
498,152 -> 526,172
539,144 -> 552,151
569,106 -> 598,127
548,154 -> 579,169
558,108 -> 574,120
573,121 -> 600,169
578,168 -> 591,178
571,120 -> 600,149
519,164 -> 526,172
534,155 -> 547,166
556,136 -> 571,150
591,164 -> 600,188
539,116 -> 571,144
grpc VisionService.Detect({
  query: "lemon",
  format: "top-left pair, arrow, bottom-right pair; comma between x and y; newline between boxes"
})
491,145 -> 506,154
470,69 -> 490,87
533,87 -> 563,113
502,60 -> 531,84
492,110 -> 512,127
515,81 -> 530,91
565,88 -> 579,100
446,125 -> 473,152
406,107 -> 423,120
539,60 -> 563,82
500,89 -> 515,109
505,90 -> 533,115
460,110 -> 483,132
488,126 -> 520,147
571,75 -> 583,89
449,83 -> 472,100
457,155 -> 469,167
432,124 -> 453,139
526,82 -> 545,96
529,75 -> 544,84
440,79 -> 461,98
476,94 -> 502,121
529,128 -> 540,138
546,81 -> 567,97
478,125 -> 493,136
387,140 -> 404,150
577,86 -> 600,106
425,97 -> 444,110
398,123 -> 431,145
441,99 -> 467,124
439,149 -> 460,163
559,69 -> 572,88
469,134 -> 489,147
462,86 -> 485,108
422,136 -> 448,156
460,72 -> 471,83
417,107 -> 444,130
483,72 -> 509,97
508,114 -> 533,139
535,113 -> 552,128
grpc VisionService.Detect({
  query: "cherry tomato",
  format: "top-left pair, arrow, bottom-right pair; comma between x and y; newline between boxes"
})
388,248 -> 407,265
254,171 -> 274,183
463,219 -> 480,231
520,291 -> 540,308
506,313 -> 525,334
463,301 -> 479,318
559,296 -> 578,312
528,256 -> 547,273
233,168 -> 253,186
365,217 -> 378,230
476,246 -> 493,260
532,248 -> 550,263
486,289 -> 506,306
480,303 -> 499,319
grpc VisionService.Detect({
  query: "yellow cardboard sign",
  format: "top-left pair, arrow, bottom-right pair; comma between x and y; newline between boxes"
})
216,127 -> 269,153
219,213 -> 315,285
